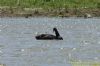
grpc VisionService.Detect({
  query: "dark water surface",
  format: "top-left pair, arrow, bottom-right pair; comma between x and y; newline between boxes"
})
0,17 -> 100,66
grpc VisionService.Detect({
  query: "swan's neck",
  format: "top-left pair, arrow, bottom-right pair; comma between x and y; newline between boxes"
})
54,29 -> 60,37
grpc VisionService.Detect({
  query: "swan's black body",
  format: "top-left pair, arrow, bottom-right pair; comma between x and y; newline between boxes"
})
35,28 -> 63,40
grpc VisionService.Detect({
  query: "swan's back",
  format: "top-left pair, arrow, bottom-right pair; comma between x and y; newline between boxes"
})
35,34 -> 56,40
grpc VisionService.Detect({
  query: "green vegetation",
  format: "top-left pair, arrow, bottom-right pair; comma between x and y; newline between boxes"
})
0,0 -> 100,17
0,0 -> 100,8
70,61 -> 100,66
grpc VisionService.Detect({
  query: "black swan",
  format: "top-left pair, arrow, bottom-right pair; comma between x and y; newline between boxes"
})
35,28 -> 63,40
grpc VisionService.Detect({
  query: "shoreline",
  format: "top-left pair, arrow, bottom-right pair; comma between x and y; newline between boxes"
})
0,7 -> 100,18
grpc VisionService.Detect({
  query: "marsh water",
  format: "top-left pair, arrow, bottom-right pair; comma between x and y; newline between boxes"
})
0,17 -> 100,66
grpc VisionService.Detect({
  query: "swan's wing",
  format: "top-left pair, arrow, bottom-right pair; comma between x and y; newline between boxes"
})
43,34 -> 55,38
35,34 -> 56,39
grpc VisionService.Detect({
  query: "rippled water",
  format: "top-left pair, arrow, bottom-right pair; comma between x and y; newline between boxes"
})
0,17 -> 100,66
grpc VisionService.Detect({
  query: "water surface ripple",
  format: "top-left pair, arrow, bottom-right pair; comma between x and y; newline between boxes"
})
0,17 -> 100,66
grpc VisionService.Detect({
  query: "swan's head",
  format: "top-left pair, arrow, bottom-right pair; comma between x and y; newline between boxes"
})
53,27 -> 57,32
